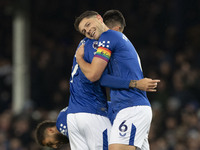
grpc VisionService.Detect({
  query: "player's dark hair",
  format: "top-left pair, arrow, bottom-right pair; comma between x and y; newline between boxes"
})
35,120 -> 56,146
103,10 -> 126,32
74,11 -> 99,32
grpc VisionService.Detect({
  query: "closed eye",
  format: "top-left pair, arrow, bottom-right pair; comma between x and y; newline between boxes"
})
86,23 -> 90,27
81,22 -> 90,36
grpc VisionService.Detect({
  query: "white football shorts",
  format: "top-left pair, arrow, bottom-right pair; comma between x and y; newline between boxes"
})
109,106 -> 152,150
67,113 -> 112,150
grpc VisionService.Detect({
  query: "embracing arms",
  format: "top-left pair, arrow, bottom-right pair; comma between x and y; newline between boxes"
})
76,44 -> 160,91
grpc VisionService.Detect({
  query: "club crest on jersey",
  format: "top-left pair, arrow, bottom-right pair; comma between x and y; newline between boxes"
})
122,34 -> 128,41
92,41 -> 98,49
98,41 -> 110,48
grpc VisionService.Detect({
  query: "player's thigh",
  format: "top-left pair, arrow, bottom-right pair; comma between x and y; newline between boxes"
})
140,138 -> 150,150
76,113 -> 112,150
67,113 -> 89,150
109,139 -> 149,150
109,106 -> 152,149
109,144 -> 136,150
109,141 -> 149,150
68,113 -> 111,150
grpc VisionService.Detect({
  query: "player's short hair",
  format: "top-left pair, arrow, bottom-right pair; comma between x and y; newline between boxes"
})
35,120 -> 56,146
103,10 -> 126,32
74,11 -> 99,32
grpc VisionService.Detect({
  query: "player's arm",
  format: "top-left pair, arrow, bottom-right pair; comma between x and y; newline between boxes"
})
100,71 -> 160,91
76,45 -> 131,87
76,44 -> 108,82
76,44 -> 160,91
100,68 -> 130,89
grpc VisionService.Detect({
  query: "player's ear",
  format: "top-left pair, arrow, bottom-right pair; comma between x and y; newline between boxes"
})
47,127 -> 56,134
96,15 -> 103,22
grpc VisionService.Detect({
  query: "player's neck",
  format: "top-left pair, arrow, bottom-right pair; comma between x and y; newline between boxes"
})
103,25 -> 109,32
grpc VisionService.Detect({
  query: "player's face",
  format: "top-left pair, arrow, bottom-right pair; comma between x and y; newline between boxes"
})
78,15 -> 105,40
43,132 -> 68,149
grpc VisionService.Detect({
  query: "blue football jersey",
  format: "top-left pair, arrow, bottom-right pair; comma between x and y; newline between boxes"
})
94,30 -> 151,114
56,107 -> 68,137
107,101 -> 114,125
67,38 -> 108,116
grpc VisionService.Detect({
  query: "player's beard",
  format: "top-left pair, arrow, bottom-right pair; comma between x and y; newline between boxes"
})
54,133 -> 69,148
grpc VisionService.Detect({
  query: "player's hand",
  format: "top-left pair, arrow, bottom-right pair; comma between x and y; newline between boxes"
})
76,44 -> 85,63
130,78 -> 160,92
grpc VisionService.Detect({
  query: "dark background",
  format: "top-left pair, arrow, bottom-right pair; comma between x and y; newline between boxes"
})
0,0 -> 200,149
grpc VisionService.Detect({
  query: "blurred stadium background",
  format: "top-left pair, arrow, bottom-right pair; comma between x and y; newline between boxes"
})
0,0 -> 200,149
